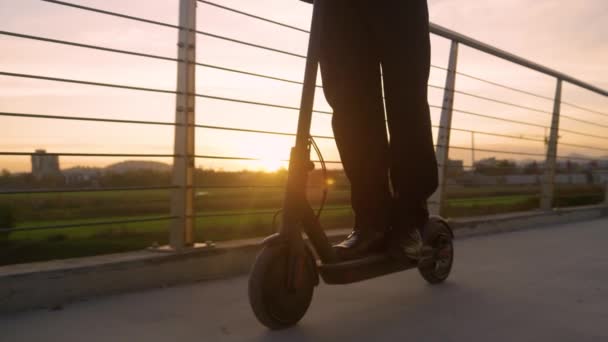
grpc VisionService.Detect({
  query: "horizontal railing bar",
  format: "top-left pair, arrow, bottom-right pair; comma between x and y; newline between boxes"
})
446,145 -> 546,157
0,30 -> 179,63
3,174 -> 581,198
194,154 -> 343,164
0,71 -> 177,94
198,62 -> 321,88
0,216 -> 177,234
197,0 -> 308,33
449,126 -> 545,142
561,101 -> 608,118
0,109 -> 546,144
41,0 -> 181,29
456,71 -> 555,103
194,154 -> 486,168
555,155 -> 605,162
192,210 -> 275,219
560,114 -> 608,129
200,63 -> 447,93
0,186 -> 177,195
0,152 -> 176,157
444,185 -> 542,189
195,124 -> 334,140
430,23 -> 607,97
319,206 -> 353,211
194,155 -> 256,161
559,128 -> 608,141
196,93 -> 333,115
198,30 -> 306,59
0,111 -> 176,126
192,206 -> 352,219
445,106 -> 549,129
0,184 -> 355,194
194,185 -> 349,189
452,88 -> 551,115
0,185 -> 348,194
195,185 -> 283,189
558,142 -> 608,153
237,124 -> 536,147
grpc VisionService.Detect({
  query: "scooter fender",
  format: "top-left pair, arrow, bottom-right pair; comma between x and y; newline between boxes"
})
261,233 -> 319,286
428,215 -> 454,238
262,233 -> 285,247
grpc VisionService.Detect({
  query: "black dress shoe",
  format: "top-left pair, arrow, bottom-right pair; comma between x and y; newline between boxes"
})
333,229 -> 386,261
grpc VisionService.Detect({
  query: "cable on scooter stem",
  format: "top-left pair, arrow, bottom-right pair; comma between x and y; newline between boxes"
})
309,135 -> 329,219
271,135 -> 329,231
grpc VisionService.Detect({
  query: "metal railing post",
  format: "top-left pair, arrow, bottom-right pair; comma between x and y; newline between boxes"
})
170,0 -> 197,251
540,79 -> 562,211
471,131 -> 476,167
429,40 -> 459,216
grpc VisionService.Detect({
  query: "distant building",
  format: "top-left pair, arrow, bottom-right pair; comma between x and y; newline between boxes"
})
63,167 -> 101,185
505,175 -> 538,185
555,174 -> 587,185
475,157 -> 498,168
31,149 -> 61,180
539,173 -> 588,185
468,174 -> 499,186
446,159 -> 464,176
592,170 -> 608,185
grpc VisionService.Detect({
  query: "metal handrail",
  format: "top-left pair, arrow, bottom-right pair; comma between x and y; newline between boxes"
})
429,23 -> 607,97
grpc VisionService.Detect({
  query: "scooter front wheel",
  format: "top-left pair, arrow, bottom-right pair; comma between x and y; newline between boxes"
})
248,244 -> 315,330
418,218 -> 454,284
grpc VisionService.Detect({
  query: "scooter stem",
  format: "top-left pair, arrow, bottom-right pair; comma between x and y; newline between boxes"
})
281,0 -> 323,219
294,0 -> 322,154
279,1 -> 336,263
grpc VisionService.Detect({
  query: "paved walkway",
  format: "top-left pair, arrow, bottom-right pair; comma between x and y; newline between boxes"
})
2,218 -> 607,341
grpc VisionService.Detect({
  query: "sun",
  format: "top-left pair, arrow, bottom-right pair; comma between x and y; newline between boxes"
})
258,158 -> 285,172
241,135 -> 290,172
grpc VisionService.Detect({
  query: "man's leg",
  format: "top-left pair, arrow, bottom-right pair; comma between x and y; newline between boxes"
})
366,0 -> 438,257
319,0 -> 391,258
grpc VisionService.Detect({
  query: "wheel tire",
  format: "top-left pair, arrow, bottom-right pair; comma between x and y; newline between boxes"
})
418,219 -> 454,284
248,244 -> 315,330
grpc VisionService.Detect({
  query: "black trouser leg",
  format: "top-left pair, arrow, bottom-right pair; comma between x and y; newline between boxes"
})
319,0 -> 437,232
319,0 -> 391,231
367,0 -> 438,227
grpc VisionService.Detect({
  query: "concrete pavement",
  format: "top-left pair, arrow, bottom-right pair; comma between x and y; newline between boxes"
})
2,218 -> 607,341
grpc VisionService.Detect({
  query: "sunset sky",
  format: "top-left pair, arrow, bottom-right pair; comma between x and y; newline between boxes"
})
1,0 -> 607,173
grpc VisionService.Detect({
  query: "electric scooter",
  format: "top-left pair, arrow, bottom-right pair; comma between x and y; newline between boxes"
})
248,1 -> 454,330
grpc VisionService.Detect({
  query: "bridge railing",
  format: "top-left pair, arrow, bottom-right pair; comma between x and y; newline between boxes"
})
0,0 -> 606,256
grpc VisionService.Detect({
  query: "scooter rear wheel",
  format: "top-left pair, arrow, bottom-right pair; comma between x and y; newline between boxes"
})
418,219 -> 454,284
248,244 -> 315,330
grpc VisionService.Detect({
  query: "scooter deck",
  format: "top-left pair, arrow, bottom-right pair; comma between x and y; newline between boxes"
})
319,253 -> 417,285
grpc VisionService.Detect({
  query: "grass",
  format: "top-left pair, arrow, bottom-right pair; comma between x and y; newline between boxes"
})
1,185 -> 604,265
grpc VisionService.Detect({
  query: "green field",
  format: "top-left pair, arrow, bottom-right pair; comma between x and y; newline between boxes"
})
0,185 -> 604,265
